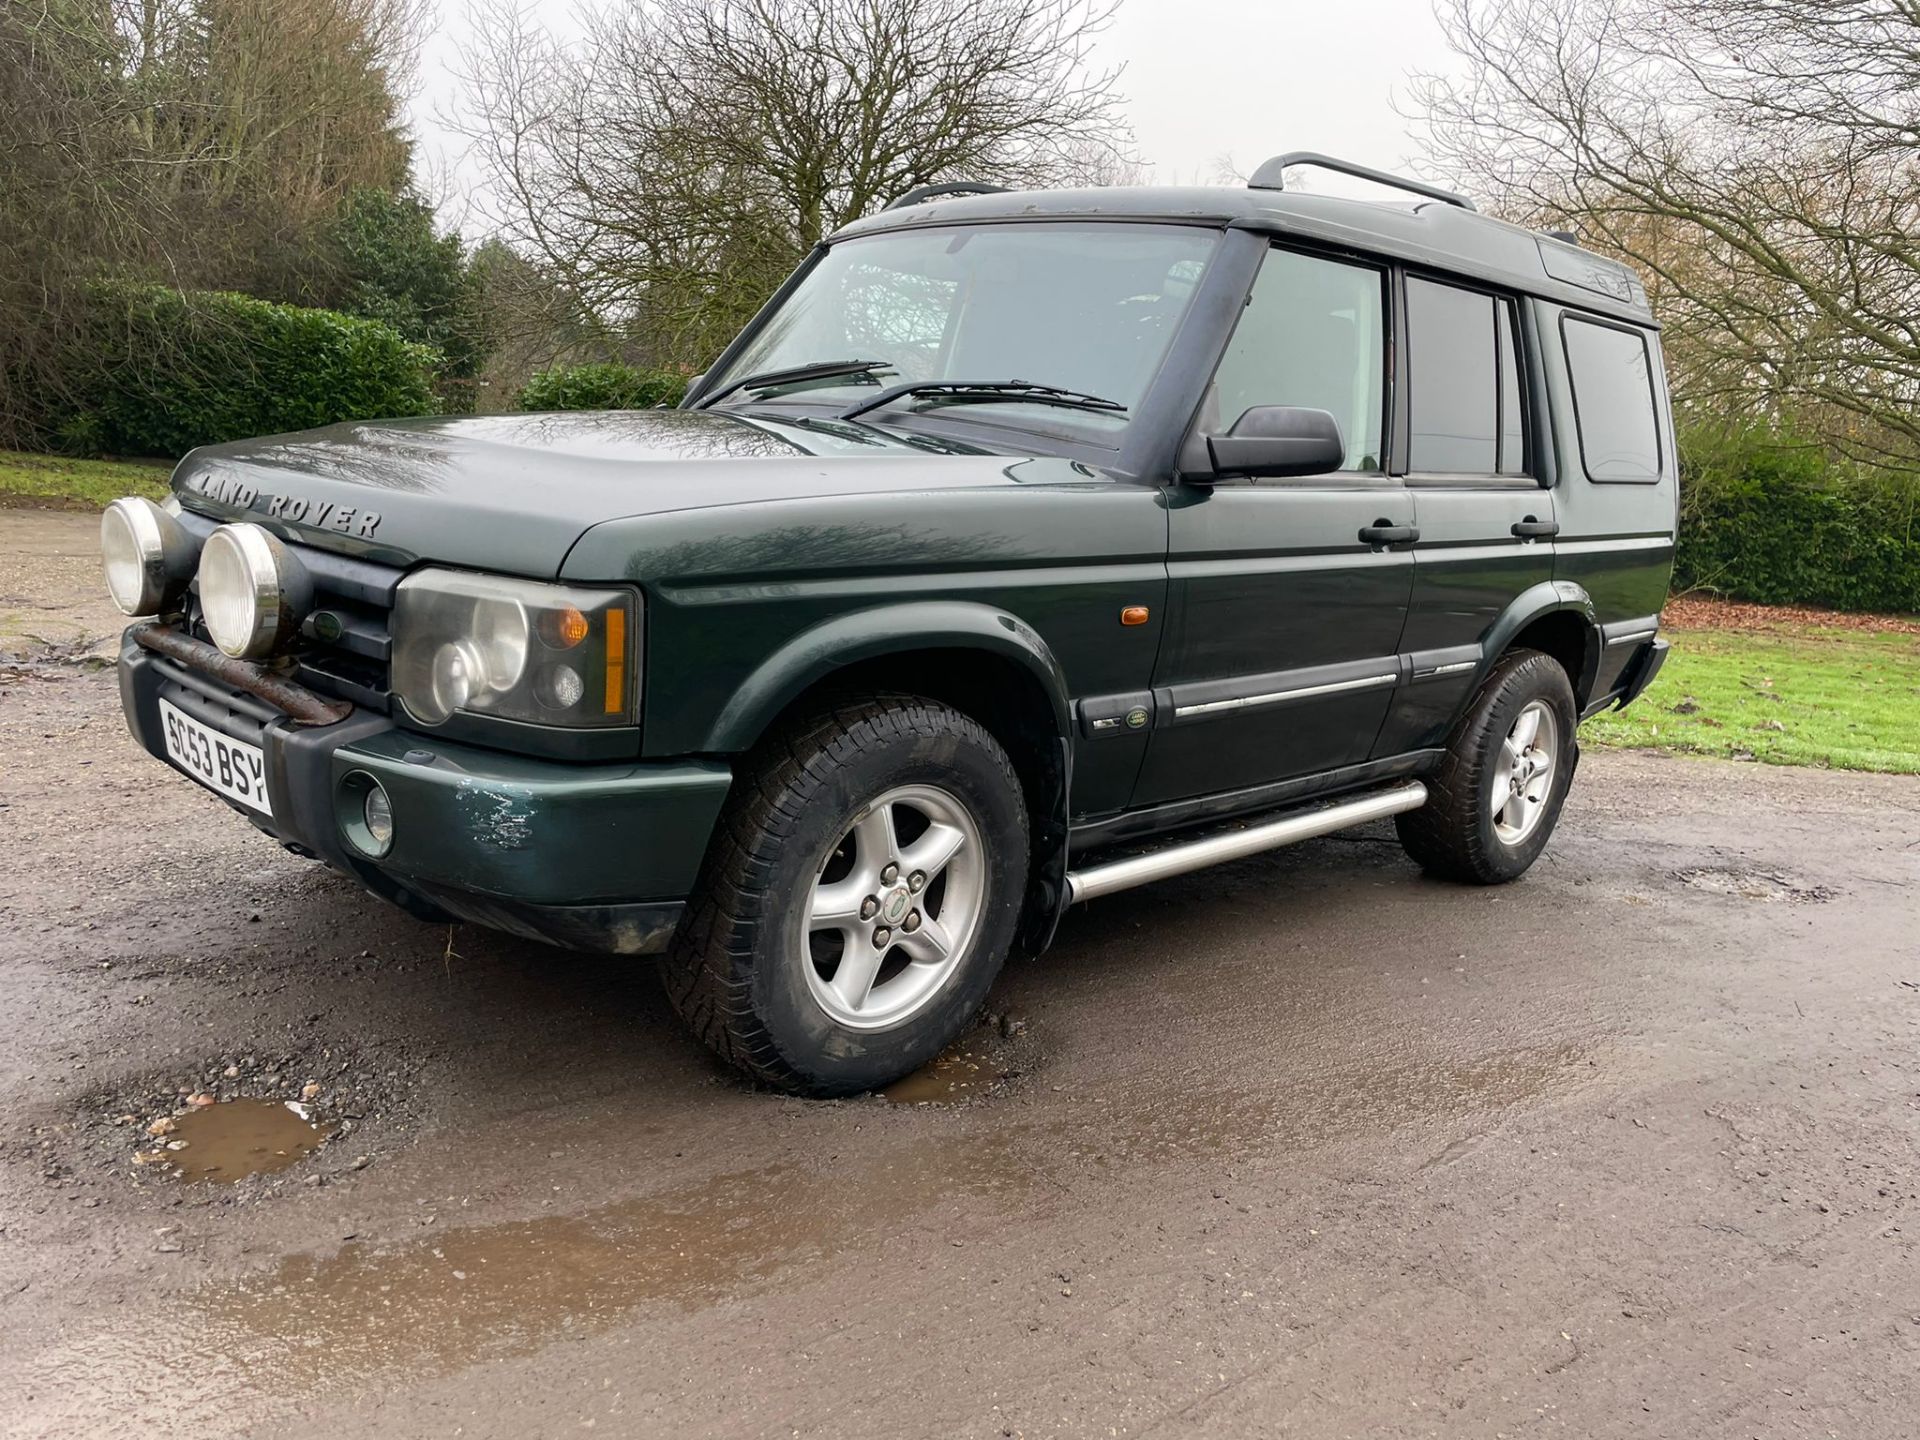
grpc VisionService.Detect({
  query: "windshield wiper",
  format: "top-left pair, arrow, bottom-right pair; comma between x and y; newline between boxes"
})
837,379 -> 1127,421
694,358 -> 893,409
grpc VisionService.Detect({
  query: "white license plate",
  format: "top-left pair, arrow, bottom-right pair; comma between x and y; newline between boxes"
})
158,698 -> 273,817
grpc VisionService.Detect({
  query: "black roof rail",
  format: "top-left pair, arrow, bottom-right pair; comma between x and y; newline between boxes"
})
1542,227 -> 1580,245
883,182 -> 1010,212
1247,152 -> 1477,212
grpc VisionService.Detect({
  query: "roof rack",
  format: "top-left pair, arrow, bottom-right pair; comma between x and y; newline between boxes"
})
883,182 -> 1010,212
1247,152 -> 1477,212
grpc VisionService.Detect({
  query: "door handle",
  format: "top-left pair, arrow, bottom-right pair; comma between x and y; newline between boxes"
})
1511,516 -> 1559,538
1358,521 -> 1418,547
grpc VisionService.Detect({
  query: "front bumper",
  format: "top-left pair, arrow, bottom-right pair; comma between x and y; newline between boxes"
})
118,631 -> 732,954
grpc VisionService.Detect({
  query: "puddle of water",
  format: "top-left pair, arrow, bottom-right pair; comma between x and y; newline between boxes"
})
13,1038 -> 1596,1435
190,1041 -> 1587,1384
168,1099 -> 336,1183
196,1144 -> 1041,1393
882,1046 -> 1006,1104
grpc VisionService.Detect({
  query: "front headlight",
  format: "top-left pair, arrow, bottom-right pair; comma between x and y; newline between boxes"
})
391,570 -> 638,729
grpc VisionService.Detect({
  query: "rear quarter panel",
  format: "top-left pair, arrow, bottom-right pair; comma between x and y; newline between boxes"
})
1537,303 -> 1678,692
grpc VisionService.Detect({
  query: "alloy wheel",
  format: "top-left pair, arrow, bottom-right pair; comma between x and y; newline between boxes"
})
802,784 -> 986,1029
1491,699 -> 1558,845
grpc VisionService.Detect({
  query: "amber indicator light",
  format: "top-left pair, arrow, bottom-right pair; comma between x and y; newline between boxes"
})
603,607 -> 627,713
542,605 -> 591,649
1120,605 -> 1150,626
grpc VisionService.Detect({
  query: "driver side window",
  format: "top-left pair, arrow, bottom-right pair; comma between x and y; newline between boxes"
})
1211,248 -> 1386,472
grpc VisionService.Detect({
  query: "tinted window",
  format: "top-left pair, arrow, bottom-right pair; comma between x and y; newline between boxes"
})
1498,301 -> 1526,474
1407,277 -> 1497,472
1564,317 -> 1662,481
1210,248 -> 1385,472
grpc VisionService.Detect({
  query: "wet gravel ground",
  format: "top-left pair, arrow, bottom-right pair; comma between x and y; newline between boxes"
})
4,509 -> 1920,1438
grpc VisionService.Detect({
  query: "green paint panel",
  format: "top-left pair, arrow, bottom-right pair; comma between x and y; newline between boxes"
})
331,730 -> 732,905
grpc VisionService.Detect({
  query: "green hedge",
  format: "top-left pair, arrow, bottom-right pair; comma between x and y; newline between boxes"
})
516,363 -> 687,412
1675,435 -> 1920,614
51,283 -> 440,456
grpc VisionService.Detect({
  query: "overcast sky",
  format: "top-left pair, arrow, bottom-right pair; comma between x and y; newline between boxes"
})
410,0 -> 1457,224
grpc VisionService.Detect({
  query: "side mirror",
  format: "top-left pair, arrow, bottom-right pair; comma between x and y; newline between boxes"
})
1201,406 -> 1345,479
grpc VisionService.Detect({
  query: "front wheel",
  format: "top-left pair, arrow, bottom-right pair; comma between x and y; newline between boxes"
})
663,696 -> 1029,1096
1395,649 -> 1578,884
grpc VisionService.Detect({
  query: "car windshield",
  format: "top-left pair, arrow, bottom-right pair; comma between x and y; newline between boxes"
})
705,222 -> 1218,434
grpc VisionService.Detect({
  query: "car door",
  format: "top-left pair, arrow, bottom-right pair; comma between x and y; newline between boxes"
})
1372,276 -> 1558,757
1131,244 -> 1416,807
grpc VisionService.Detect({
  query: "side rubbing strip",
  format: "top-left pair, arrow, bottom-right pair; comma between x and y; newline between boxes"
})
1173,671 -> 1396,720
1604,627 -> 1657,648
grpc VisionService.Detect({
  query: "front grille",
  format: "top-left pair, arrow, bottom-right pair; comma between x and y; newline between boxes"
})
177,511 -> 401,711
286,547 -> 399,710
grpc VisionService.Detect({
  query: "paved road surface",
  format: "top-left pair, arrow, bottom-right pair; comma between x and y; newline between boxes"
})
4,508 -> 1918,1437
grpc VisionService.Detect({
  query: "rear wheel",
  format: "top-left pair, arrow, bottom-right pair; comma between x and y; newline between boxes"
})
1396,649 -> 1578,884
664,696 -> 1029,1096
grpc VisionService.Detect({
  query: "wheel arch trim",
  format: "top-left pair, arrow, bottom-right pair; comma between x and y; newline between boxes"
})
701,600 -> 1075,755
1480,581 -> 1602,703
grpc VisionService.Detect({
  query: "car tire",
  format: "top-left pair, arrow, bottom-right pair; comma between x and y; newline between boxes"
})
1395,649 -> 1578,885
663,695 -> 1030,1096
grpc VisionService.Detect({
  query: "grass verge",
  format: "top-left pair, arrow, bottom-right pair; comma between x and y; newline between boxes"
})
1585,622 -> 1920,774
0,449 -> 172,508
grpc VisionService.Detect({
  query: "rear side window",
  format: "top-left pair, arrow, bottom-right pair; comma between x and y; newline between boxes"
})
1407,278 -> 1496,472
1563,317 -> 1661,481
1406,279 -> 1529,475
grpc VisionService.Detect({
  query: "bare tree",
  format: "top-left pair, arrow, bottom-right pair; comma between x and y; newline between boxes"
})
451,0 -> 1135,365
1410,0 -> 1920,468
0,0 -> 426,445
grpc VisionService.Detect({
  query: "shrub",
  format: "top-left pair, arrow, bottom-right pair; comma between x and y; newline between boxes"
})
51,282 -> 440,457
1675,431 -> 1920,614
325,188 -> 493,413
516,363 -> 687,413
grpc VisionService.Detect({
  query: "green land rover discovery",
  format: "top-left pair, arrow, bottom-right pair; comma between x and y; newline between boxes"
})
104,155 -> 1674,1095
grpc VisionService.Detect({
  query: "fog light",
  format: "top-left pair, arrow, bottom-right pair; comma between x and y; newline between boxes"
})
340,771 -> 394,857
362,782 -> 394,849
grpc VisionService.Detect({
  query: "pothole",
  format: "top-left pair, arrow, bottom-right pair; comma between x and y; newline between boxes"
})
877,1008 -> 1034,1105
146,1099 -> 338,1184
1671,866 -> 1836,903
43,1043 -> 420,1200
883,1044 -> 1012,1105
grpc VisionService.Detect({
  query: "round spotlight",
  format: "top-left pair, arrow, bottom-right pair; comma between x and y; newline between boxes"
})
100,496 -> 199,616
199,523 -> 312,659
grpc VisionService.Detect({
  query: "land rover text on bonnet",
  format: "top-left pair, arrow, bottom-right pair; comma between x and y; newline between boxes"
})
103,155 -> 1675,1095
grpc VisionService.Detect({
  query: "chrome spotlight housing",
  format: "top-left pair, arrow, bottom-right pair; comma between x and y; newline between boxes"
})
100,496 -> 199,617
198,522 -> 313,659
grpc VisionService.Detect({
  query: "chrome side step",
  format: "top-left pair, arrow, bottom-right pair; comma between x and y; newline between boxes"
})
1063,781 -> 1429,904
